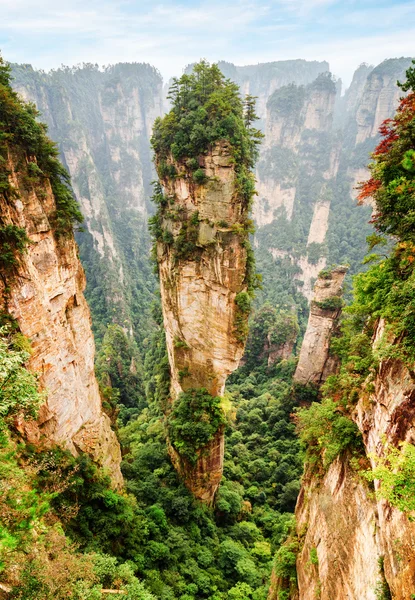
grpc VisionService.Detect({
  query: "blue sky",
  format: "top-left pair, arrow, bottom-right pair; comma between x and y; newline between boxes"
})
0,0 -> 414,87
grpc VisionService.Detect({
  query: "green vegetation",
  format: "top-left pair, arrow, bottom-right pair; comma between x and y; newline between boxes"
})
0,325 -> 155,598
167,389 -> 226,465
95,324 -> 146,424
347,66 -> 415,364
313,296 -> 343,311
242,304 -> 299,371
308,547 -> 318,566
295,397 -> 363,470
365,442 -> 415,517
0,326 -> 42,434
152,60 -> 262,194
0,56 -> 83,236
234,291 -> 252,342
0,224 -> 30,280
374,557 -> 392,600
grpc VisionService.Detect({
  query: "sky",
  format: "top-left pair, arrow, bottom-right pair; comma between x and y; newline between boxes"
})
0,0 -> 414,88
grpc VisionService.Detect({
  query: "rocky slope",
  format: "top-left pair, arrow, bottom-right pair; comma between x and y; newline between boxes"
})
0,80 -> 122,485
154,142 -> 251,503
288,319 -> 415,600
11,62 -> 163,346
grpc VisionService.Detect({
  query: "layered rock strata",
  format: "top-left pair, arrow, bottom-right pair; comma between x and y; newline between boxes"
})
291,320 -> 415,599
11,63 -> 163,345
156,143 -> 250,503
1,151 -> 122,487
294,266 -> 347,385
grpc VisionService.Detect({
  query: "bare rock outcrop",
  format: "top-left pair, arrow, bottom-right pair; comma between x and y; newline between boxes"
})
155,142 -> 251,503
294,266 -> 348,385
290,318 -> 415,599
1,152 -> 122,487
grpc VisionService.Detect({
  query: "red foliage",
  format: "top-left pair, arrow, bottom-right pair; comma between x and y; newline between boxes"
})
357,177 -> 381,204
357,91 -> 415,202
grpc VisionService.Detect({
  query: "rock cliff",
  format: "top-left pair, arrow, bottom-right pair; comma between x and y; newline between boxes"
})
289,319 -> 415,600
155,143 -> 251,503
11,62 -> 163,346
294,266 -> 347,385
0,73 -> 122,485
254,73 -> 339,301
252,58 -> 413,309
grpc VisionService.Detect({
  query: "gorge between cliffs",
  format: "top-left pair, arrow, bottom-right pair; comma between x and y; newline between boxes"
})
1,49 -> 415,600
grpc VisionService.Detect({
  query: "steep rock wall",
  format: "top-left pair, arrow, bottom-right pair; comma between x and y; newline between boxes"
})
254,74 -> 338,300
11,63 -> 163,345
294,266 -> 347,385
216,60 -> 329,123
291,318 -> 415,599
1,151 -> 122,486
253,59 -> 413,308
156,143 -> 249,503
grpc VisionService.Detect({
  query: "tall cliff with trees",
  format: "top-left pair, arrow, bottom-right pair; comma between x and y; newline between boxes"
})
0,55 -> 121,482
10,62 -> 163,351
270,60 -> 415,600
150,61 -> 262,503
0,54 -> 160,598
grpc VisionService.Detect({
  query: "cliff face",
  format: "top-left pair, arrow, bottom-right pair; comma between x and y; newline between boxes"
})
213,60 -> 329,123
253,58 -> 413,308
289,318 -> 415,599
156,143 -> 249,503
11,63 -> 163,345
294,266 -> 347,385
354,59 -> 411,144
254,74 -> 339,301
0,151 -> 122,486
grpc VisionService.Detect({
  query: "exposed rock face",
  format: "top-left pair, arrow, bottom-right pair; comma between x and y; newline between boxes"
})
342,63 -> 373,120
216,60 -> 330,123
294,266 -> 347,385
254,73 -> 338,297
295,458 -> 379,600
292,319 -> 415,599
156,143 -> 249,503
11,63 -> 163,345
355,59 -> 411,144
1,152 -> 122,487
252,58 -> 413,307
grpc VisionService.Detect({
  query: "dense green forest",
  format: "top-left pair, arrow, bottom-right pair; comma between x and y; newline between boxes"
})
0,57 -> 301,599
2,50 -> 415,600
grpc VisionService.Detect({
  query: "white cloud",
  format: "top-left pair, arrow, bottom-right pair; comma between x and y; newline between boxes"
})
0,0 -> 413,87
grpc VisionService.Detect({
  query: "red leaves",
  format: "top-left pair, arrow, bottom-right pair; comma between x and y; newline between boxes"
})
357,177 -> 381,204
358,91 -> 415,203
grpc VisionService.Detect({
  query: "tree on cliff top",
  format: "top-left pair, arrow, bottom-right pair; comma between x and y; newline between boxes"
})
0,54 -> 82,235
151,60 -> 262,174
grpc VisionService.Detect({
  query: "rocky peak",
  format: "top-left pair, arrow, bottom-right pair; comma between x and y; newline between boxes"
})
0,70 -> 122,485
355,58 -> 413,144
155,142 -> 251,503
294,266 -> 348,386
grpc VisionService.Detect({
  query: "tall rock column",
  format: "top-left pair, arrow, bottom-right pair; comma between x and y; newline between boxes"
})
0,59 -> 122,486
294,265 -> 348,385
155,143 -> 251,503
151,62 -> 260,504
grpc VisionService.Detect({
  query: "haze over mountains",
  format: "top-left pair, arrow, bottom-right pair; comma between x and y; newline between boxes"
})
10,56 -> 413,345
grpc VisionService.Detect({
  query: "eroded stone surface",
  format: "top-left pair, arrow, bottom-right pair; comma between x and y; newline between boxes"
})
1,152 -> 122,486
292,318 -> 415,599
157,143 -> 249,503
294,266 -> 347,385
